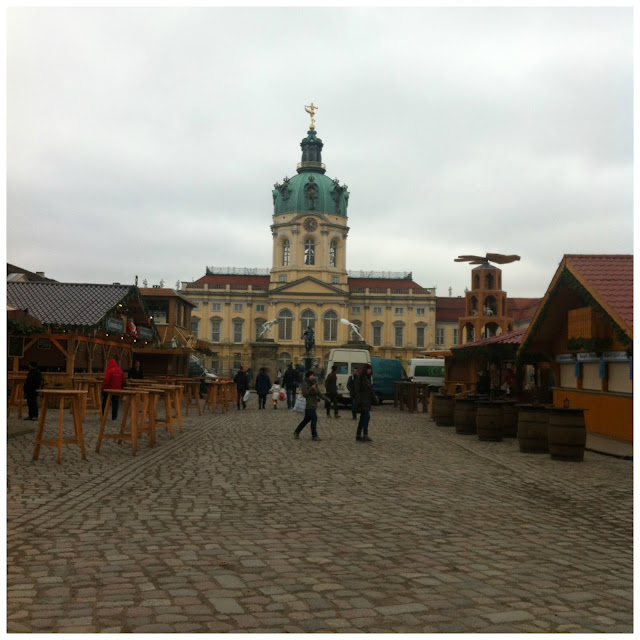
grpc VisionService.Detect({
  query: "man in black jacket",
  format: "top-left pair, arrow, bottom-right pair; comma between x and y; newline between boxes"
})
282,364 -> 299,409
23,361 -> 43,421
324,364 -> 341,418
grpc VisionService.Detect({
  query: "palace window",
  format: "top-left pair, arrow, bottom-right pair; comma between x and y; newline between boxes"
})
233,353 -> 242,371
233,303 -> 244,312
323,310 -> 338,342
394,325 -> 404,348
278,275 -> 287,283
372,324 -> 382,347
300,309 -> 316,334
453,328 -> 459,345
416,307 -> 426,316
278,309 -> 293,340
282,239 -> 290,266
211,302 -> 222,312
331,275 -> 339,284
190,317 -> 200,336
256,304 -> 266,313
372,306 -> 383,316
416,326 -> 425,348
255,319 -> 266,340
233,321 -> 243,344
210,319 -> 221,343
329,241 -> 337,267
351,306 -> 361,314
436,328 -> 445,346
304,238 -> 315,265
210,353 -> 219,372
394,307 -> 404,316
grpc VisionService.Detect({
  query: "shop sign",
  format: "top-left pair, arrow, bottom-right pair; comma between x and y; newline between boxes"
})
105,317 -> 124,333
138,326 -> 153,340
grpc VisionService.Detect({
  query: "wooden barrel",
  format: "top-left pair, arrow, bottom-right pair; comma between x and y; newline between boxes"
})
516,404 -> 549,453
502,402 -> 518,437
548,408 -> 586,461
476,401 -> 504,441
433,395 -> 454,426
454,398 -> 477,434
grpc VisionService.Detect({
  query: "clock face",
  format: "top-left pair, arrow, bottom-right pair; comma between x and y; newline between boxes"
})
303,217 -> 317,232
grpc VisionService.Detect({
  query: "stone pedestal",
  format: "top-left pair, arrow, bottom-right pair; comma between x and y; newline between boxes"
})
251,339 -> 279,377
340,340 -> 372,351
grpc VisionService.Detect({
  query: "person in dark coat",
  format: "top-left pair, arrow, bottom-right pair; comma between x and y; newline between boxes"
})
282,364 -> 300,409
23,361 -> 43,421
233,366 -> 250,410
254,368 -> 271,410
324,364 -> 341,418
346,367 -> 359,420
355,364 -> 375,442
128,360 -> 144,379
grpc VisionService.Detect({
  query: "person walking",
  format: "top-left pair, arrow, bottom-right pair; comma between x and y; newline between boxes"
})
233,366 -> 250,409
346,366 -> 359,420
23,361 -> 43,421
101,359 -> 125,420
282,364 -> 300,409
270,379 -> 282,409
324,364 -> 341,418
254,367 -> 271,410
294,371 -> 329,441
355,364 -> 375,442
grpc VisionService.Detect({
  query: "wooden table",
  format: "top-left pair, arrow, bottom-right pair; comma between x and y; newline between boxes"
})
95,389 -> 150,456
136,386 -> 176,445
394,382 -> 430,413
72,376 -> 102,419
7,373 -> 27,419
203,381 -> 229,413
178,379 -> 202,416
33,389 -> 88,463
147,385 -> 183,433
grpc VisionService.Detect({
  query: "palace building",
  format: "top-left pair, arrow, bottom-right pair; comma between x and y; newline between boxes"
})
182,111 -> 437,376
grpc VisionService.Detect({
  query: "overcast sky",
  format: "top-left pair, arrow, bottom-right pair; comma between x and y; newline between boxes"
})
6,6 -> 634,299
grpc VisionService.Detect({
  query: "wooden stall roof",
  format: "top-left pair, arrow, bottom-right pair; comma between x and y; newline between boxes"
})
519,254 -> 633,354
6,281 -> 155,334
451,328 -> 527,352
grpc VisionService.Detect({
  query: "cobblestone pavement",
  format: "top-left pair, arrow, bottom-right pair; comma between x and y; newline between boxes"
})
6,400 -> 633,633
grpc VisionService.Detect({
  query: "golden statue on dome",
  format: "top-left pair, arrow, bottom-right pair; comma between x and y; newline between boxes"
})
305,103 -> 318,129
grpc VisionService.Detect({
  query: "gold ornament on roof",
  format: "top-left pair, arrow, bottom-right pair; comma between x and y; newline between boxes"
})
305,103 -> 318,129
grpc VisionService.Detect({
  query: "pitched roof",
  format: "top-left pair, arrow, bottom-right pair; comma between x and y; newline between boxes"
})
6,282 -> 137,327
139,287 -> 198,307
564,255 -> 633,332
6,263 -> 56,282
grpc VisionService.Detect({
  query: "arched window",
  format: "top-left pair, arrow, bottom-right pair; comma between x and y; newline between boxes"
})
278,309 -> 293,341
282,239 -> 290,266
485,273 -> 494,290
304,238 -> 315,265
323,310 -> 338,342
300,309 -> 316,335
329,240 -> 337,267
278,352 -> 291,371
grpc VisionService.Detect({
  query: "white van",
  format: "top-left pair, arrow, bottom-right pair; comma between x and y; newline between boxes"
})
326,348 -> 371,402
408,358 -> 445,388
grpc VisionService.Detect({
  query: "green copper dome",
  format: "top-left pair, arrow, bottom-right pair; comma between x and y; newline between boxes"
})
272,129 -> 350,217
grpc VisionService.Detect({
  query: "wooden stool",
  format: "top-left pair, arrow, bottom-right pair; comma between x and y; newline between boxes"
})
96,389 -> 150,456
32,390 -> 87,464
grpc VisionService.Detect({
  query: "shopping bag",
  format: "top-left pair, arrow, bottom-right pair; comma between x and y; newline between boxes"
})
243,390 -> 251,402
292,396 -> 306,414
279,391 -> 285,401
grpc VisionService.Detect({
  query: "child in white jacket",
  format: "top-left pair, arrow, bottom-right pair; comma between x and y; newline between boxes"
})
270,380 -> 282,410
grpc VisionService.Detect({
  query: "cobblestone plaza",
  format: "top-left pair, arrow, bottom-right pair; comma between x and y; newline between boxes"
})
6,403 -> 633,633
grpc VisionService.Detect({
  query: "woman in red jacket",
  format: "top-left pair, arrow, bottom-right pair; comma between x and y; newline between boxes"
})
101,359 -> 125,420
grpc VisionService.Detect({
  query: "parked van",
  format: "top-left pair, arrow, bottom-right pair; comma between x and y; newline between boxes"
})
408,358 -> 445,389
370,356 -> 408,404
326,348 -> 371,402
